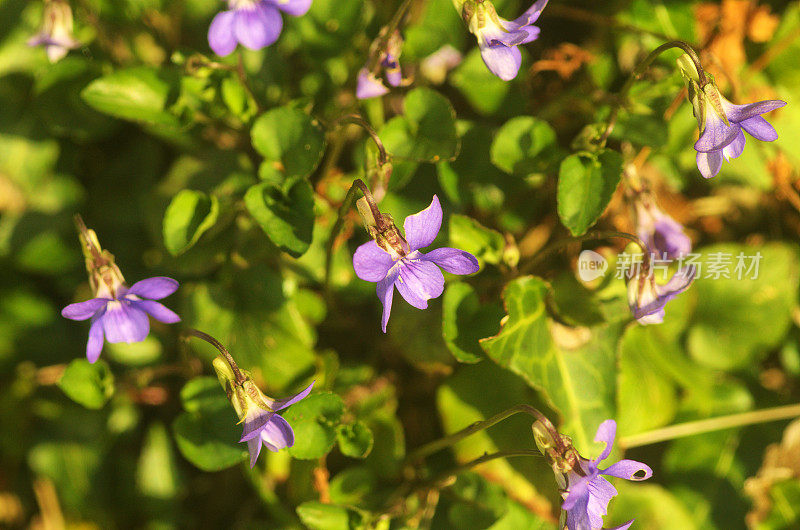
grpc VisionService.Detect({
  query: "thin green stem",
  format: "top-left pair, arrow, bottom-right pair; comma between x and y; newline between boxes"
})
518,230 -> 642,276
406,404 -> 547,465
329,114 -> 388,166
236,50 -> 264,113
598,40 -> 706,146
619,403 -> 800,449
185,329 -> 245,384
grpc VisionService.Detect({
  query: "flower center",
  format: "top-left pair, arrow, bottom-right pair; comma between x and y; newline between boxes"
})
229,0 -> 258,10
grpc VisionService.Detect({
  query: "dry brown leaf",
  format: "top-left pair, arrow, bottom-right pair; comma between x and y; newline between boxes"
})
748,6 -> 780,42
531,43 -> 593,80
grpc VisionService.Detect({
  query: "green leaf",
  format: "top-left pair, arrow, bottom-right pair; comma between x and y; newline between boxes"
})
57,359 -> 115,409
80,67 -> 179,126
617,326 -> 679,436
379,87 -> 459,188
490,116 -> 559,177
446,472 -> 509,529
250,106 -> 325,179
162,189 -> 220,256
284,392 -> 345,459
244,177 -> 315,258
450,48 -> 513,116
449,214 -> 505,267
296,502 -> 368,530
179,376 -> 229,414
336,421 -> 374,459
137,422 -> 181,500
480,276 -> 621,450
607,483 -> 698,530
172,377 -> 244,471
442,281 -> 504,363
687,244 -> 799,370
557,150 -> 622,236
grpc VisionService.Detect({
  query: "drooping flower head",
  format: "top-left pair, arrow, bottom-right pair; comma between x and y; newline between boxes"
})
532,416 -> 652,530
213,355 -> 313,467
28,0 -> 80,63
352,193 -> 480,332
456,0 -> 548,81
627,263 -> 696,325
61,216 -> 180,362
357,30 -> 408,99
628,188 -> 691,261
208,0 -> 312,56
677,54 -> 786,179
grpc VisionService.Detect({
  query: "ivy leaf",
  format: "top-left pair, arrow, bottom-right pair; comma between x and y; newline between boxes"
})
557,150 -> 623,236
284,392 -> 345,460
80,67 -> 179,126
162,189 -> 220,256
244,177 -> 315,258
250,106 -> 326,179
336,421 -> 374,459
58,359 -> 115,409
442,281 -> 504,364
480,276 -> 621,451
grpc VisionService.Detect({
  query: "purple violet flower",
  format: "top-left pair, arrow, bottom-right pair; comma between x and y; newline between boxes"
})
62,277 -> 181,363
627,265 -> 696,325
207,0 -> 311,56
238,380 -> 314,467
693,90 -> 786,179
28,0 -> 80,63
633,197 -> 691,260
678,54 -> 786,179
352,195 -> 480,332
458,0 -> 548,81
357,31 -> 406,100
561,420 -> 652,530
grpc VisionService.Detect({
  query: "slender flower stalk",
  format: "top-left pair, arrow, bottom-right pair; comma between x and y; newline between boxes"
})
597,41 -> 707,146
61,216 -> 180,362
619,403 -> 800,449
